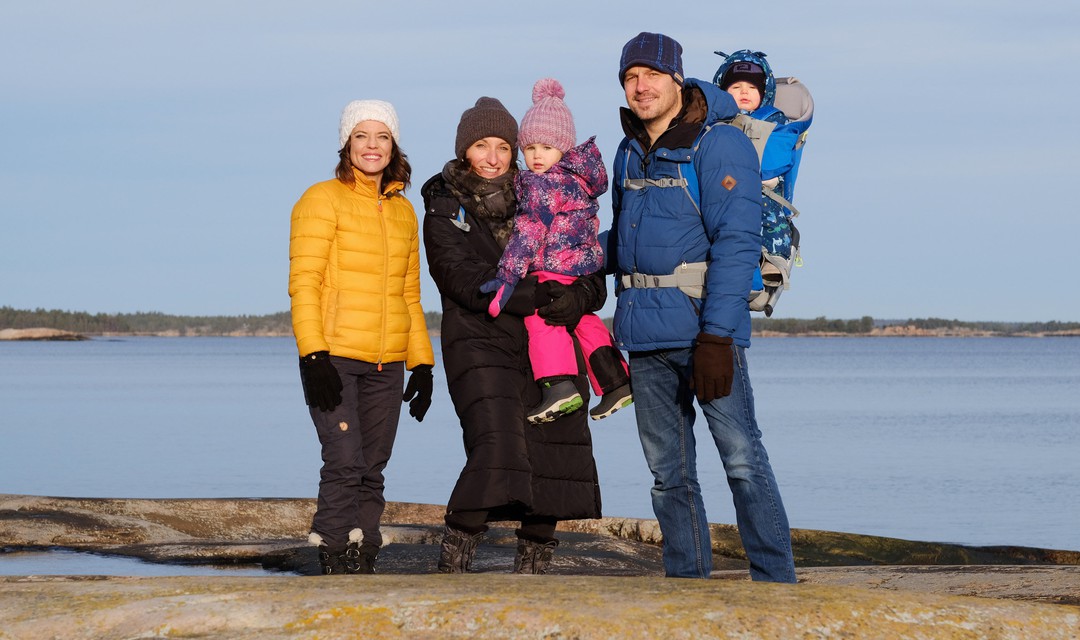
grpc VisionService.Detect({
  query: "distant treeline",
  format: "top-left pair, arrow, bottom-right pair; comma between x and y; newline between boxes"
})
896,317 -> 1080,334
752,316 -> 876,334
0,306 -> 294,336
0,306 -> 443,336
3,306 -> 1078,336
752,316 -> 1080,335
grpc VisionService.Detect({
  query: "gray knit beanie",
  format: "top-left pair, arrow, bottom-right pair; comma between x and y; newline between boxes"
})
454,97 -> 518,159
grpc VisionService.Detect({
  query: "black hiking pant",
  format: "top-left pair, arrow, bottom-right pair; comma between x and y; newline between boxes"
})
309,356 -> 404,548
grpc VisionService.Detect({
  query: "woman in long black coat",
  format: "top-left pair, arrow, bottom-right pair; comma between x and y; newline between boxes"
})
422,96 -> 605,574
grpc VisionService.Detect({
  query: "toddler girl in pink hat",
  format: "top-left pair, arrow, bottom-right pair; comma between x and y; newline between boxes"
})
481,78 -> 631,424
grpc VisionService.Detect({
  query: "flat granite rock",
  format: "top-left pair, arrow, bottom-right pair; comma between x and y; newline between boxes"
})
1,574 -> 1077,640
2,494 -> 1079,639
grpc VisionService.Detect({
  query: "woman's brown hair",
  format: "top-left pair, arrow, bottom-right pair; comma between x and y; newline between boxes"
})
335,140 -> 412,191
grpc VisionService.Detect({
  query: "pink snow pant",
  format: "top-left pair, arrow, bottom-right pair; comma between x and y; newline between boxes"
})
525,271 -> 629,396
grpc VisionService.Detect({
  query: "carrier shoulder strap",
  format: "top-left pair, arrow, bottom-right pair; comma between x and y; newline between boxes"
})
762,188 -> 801,218
619,115 -> 777,216
727,114 -> 775,163
683,116 -> 776,214
621,140 -> 700,215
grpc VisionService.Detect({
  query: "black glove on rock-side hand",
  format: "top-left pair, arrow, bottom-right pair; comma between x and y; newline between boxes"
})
536,274 -> 604,328
691,333 -> 735,403
298,351 -> 343,412
402,364 -> 434,422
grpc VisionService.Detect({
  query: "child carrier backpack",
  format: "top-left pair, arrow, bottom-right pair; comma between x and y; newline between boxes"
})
713,50 -> 814,316
614,59 -> 813,316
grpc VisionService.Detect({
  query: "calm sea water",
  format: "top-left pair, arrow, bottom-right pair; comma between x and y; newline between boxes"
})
1,336 -> 1078,556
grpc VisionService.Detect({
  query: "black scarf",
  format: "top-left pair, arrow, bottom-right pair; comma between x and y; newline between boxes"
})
441,160 -> 517,248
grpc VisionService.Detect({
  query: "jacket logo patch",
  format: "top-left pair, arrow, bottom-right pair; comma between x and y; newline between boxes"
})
339,422 -> 349,432
721,175 -> 737,191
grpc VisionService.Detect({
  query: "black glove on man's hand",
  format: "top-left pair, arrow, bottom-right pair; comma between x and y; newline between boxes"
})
536,274 -> 603,328
298,351 -> 343,412
691,333 -> 734,403
403,364 -> 434,422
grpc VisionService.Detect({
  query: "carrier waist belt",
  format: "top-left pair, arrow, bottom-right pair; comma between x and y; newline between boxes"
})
619,262 -> 708,298
621,272 -> 682,288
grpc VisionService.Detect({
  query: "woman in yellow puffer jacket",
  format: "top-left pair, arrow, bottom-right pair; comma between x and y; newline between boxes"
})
288,99 -> 434,575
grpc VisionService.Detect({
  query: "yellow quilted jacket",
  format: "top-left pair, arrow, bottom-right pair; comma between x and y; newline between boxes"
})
289,169 -> 434,370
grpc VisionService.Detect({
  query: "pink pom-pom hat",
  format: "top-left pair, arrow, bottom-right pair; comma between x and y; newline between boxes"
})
518,78 -> 576,153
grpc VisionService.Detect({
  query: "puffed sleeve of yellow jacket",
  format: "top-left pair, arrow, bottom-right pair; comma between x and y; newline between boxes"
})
403,197 -> 435,370
288,182 -> 335,358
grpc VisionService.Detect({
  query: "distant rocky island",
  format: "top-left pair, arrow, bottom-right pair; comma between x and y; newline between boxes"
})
2,306 -> 1079,339
0,328 -> 87,341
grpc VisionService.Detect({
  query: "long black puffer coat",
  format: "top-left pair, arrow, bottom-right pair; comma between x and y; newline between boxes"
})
422,170 -> 602,522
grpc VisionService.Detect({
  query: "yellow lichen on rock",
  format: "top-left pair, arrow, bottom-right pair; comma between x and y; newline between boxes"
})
4,575 -> 1076,640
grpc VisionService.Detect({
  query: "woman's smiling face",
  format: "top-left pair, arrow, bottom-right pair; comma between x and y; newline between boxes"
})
464,137 -> 513,179
347,120 -> 394,181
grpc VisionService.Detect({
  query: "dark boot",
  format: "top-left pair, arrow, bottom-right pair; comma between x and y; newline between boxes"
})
318,544 -> 358,575
589,383 -> 633,420
527,379 -> 583,424
437,525 -> 484,573
512,537 -> 558,574
354,541 -> 380,574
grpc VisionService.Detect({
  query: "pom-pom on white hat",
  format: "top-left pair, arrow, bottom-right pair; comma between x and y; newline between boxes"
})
338,99 -> 399,149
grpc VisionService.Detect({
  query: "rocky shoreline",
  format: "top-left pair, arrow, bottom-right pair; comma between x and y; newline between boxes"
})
0,328 -> 87,341
1,495 -> 1078,638
6,327 -> 1080,340
755,326 -> 1080,338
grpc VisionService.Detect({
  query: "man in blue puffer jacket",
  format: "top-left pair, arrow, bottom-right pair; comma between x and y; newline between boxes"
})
609,32 -> 796,582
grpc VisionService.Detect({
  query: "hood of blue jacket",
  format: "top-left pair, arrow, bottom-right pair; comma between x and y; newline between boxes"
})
684,77 -> 743,128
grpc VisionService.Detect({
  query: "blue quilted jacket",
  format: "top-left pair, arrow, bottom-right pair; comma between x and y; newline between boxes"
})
609,78 -> 762,349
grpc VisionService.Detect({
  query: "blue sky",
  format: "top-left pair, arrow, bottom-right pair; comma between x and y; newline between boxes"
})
2,1 -> 1077,321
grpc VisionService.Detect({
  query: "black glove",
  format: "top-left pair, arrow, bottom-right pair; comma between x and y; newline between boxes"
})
402,365 -> 434,422
536,273 -> 605,328
691,333 -> 734,403
533,277 -> 553,310
299,351 -> 343,412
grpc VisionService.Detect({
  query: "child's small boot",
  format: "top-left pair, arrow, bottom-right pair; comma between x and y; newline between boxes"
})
589,383 -> 633,420
527,378 -> 583,424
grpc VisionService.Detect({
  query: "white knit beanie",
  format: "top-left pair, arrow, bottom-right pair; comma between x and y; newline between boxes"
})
338,99 -> 399,149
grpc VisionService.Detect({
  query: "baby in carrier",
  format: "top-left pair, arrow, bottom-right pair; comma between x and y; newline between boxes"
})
715,50 -> 813,316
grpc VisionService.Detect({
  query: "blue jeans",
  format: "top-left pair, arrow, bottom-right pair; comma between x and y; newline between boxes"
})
629,347 -> 796,582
